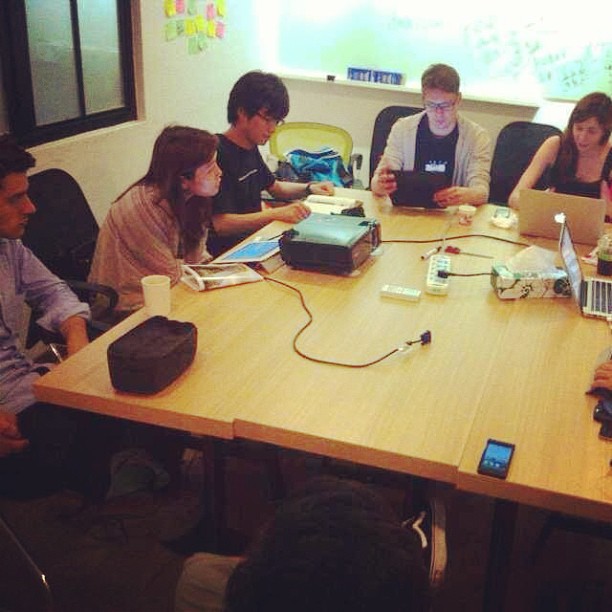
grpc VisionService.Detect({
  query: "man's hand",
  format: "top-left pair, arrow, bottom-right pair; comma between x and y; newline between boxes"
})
309,181 -> 335,196
0,413 -> 28,458
271,202 -> 311,224
593,361 -> 612,391
370,166 -> 397,197
433,186 -> 484,207
59,315 -> 89,357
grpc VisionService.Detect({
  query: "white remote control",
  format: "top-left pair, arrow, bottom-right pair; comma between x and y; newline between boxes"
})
426,254 -> 451,295
380,284 -> 421,302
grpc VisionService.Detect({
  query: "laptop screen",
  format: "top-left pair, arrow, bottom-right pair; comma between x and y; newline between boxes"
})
559,221 -> 583,306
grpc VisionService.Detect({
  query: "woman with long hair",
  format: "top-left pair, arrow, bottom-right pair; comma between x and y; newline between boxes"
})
89,125 -> 221,314
509,92 -> 612,209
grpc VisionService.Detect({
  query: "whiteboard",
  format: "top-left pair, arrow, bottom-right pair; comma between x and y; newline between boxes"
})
269,2 -> 611,104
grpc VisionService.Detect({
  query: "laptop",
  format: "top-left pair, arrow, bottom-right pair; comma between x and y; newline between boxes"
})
558,219 -> 612,319
390,170 -> 449,209
519,189 -> 605,245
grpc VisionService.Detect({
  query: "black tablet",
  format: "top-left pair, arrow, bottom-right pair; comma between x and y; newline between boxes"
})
390,170 -> 450,208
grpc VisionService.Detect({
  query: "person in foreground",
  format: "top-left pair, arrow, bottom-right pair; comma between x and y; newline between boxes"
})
175,476 -> 442,612
208,70 -> 335,256
89,125 -> 222,315
370,63 -> 491,207
0,134 -> 98,495
508,92 -> 612,210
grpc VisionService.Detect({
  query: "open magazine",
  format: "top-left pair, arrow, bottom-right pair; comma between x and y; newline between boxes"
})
180,263 -> 262,291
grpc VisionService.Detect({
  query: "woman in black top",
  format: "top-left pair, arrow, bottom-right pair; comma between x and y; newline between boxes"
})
509,92 -> 612,210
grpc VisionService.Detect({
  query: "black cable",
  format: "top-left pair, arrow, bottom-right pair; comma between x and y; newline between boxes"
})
443,271 -> 491,277
264,277 -> 431,368
381,233 -> 530,247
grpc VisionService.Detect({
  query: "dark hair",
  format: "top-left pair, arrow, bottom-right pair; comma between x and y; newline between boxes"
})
227,71 -> 289,124
0,134 -> 36,186
555,92 -> 612,184
119,125 -> 218,254
421,64 -> 460,94
223,477 -> 431,612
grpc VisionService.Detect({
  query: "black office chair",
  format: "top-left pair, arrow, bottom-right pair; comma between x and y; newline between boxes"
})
0,510 -> 55,612
369,105 -> 422,184
22,168 -> 118,347
489,121 -> 562,205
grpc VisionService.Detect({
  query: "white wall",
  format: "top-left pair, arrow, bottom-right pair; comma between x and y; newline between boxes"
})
29,1 -> 263,223
27,1 -> 573,224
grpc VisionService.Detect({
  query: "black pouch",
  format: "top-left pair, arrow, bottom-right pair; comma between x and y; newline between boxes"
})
107,316 -> 197,394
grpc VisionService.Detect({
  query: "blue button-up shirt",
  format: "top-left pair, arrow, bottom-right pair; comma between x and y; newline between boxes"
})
0,238 -> 90,414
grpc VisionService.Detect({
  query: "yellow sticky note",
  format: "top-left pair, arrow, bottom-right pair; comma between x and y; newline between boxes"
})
185,18 -> 196,36
206,19 -> 216,37
216,0 -> 226,17
195,15 -> 206,33
165,20 -> 178,41
164,0 -> 176,18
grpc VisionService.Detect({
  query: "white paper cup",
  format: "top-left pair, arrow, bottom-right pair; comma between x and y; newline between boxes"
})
457,204 -> 477,226
141,275 -> 171,317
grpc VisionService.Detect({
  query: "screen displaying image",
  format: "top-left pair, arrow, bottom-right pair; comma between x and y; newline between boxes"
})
219,240 -> 279,262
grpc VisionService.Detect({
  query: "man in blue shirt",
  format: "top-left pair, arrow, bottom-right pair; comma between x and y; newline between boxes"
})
0,135 -> 93,493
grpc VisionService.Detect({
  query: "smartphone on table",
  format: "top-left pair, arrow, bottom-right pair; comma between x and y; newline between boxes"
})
477,439 -> 515,479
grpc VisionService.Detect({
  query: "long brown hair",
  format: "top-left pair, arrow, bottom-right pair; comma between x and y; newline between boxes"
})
554,92 -> 612,183
118,125 -> 218,254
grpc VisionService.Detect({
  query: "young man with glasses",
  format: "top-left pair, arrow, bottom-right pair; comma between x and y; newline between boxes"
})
370,64 -> 491,207
208,71 -> 334,257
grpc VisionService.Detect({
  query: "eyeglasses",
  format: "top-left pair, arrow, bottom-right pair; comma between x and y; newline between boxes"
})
424,100 -> 457,112
256,112 -> 285,127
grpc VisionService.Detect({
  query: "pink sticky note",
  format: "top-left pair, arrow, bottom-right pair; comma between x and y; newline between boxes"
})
206,3 -> 216,20
215,21 -> 225,39
175,0 -> 185,14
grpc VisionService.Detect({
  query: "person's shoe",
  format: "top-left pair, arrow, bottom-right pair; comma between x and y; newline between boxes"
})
402,497 -> 447,588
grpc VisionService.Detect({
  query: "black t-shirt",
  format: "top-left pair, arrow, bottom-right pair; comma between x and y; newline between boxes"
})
208,134 -> 276,256
552,148 -> 612,199
414,115 -> 458,182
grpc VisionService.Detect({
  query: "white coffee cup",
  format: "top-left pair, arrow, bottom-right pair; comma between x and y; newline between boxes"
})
457,204 -> 477,226
141,274 -> 171,317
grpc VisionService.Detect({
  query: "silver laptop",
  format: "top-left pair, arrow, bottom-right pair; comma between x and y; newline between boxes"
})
519,189 -> 605,246
559,220 -> 612,319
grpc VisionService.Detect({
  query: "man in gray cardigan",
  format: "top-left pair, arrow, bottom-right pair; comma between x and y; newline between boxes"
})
370,64 -> 491,207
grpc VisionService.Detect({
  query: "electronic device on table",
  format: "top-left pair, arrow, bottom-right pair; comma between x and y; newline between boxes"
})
279,213 -> 380,274
558,219 -> 612,319
518,189 -> 605,245
390,170 -> 449,209
425,254 -> 451,295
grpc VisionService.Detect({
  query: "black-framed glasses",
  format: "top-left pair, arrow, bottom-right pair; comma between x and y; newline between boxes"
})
256,112 -> 285,127
423,100 -> 457,112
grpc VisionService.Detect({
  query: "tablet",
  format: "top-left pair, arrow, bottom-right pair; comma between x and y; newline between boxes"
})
390,170 -> 449,208
214,239 -> 280,263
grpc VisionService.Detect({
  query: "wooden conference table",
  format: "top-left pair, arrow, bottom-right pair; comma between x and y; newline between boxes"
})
35,189 -> 611,604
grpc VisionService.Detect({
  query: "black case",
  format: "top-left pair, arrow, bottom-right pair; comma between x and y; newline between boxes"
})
107,316 -> 197,394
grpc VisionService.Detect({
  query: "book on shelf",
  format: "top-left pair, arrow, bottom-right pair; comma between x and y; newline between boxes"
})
180,263 -> 262,292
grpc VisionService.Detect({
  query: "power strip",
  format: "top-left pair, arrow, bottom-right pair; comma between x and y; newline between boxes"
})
426,254 -> 451,295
